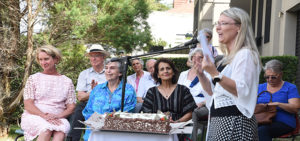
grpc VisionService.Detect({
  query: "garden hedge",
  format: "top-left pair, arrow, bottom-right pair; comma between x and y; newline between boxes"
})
134,55 -> 298,84
259,56 -> 298,84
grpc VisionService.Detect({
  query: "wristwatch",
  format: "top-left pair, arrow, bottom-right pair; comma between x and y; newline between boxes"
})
213,73 -> 223,83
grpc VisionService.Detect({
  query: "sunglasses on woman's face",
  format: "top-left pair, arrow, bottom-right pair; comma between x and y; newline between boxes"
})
264,75 -> 277,80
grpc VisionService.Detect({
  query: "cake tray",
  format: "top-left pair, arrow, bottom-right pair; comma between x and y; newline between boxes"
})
99,128 -> 170,135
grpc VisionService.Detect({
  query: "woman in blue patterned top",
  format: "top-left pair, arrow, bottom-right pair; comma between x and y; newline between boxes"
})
82,59 -> 137,141
257,59 -> 300,141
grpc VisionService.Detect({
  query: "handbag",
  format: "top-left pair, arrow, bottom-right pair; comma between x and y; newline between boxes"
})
254,90 -> 277,125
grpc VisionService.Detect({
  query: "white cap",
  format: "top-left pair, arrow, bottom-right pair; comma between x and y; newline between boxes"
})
86,44 -> 110,57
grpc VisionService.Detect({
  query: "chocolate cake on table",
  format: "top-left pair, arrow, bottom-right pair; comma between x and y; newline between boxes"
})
101,112 -> 171,134
83,111 -> 171,134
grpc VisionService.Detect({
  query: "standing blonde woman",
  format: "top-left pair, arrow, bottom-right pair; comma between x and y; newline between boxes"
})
195,7 -> 261,140
21,45 -> 76,141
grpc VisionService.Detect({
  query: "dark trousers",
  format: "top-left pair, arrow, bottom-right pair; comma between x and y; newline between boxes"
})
67,102 -> 87,141
258,121 -> 294,141
192,106 -> 209,141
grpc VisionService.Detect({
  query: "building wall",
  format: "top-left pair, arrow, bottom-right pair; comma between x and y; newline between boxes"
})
174,0 -> 194,8
257,0 -> 299,56
195,0 -> 300,56
256,0 -> 281,56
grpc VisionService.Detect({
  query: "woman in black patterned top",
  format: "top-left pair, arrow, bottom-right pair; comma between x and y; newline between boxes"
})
141,58 -> 197,122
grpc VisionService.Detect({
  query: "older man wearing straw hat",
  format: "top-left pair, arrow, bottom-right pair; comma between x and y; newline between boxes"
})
67,44 -> 110,141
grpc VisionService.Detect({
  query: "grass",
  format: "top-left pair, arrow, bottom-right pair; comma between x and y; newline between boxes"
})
5,124 -> 84,141
0,124 -> 24,141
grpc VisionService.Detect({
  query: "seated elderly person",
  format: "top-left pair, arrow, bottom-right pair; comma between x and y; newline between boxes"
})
179,48 -> 212,106
82,59 -> 137,141
141,58 -> 197,122
133,59 -> 157,112
127,58 -> 153,112
178,48 -> 213,140
127,58 -> 151,94
257,59 -> 300,141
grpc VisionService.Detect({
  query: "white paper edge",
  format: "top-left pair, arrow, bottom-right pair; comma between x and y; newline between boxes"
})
198,30 -> 215,63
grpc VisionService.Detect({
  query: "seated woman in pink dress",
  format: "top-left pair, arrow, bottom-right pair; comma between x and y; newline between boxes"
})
21,45 -> 76,141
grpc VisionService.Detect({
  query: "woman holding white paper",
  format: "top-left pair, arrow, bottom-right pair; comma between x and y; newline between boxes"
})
195,7 -> 261,140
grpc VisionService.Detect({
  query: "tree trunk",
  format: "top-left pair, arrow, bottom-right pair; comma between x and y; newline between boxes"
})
0,0 -> 21,137
8,0 -> 36,116
8,0 -> 43,113
25,0 -> 34,84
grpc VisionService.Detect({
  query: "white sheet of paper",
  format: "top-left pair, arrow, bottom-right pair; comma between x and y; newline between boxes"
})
169,120 -> 193,134
198,30 -> 215,63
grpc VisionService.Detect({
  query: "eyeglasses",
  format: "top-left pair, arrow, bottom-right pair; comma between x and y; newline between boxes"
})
214,21 -> 240,27
264,75 -> 278,80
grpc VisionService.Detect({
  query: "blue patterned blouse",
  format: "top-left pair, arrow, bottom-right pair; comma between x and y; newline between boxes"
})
82,81 -> 136,141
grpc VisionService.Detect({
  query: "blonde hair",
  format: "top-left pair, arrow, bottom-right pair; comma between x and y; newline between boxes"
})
35,45 -> 62,64
219,7 -> 260,66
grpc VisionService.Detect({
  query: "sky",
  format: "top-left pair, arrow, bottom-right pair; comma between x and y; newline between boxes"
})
147,11 -> 193,48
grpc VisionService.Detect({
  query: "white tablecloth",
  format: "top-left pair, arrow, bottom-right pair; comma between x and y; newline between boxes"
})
88,130 -> 178,141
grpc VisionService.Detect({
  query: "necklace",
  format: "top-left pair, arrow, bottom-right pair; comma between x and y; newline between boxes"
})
165,92 -> 170,98
159,85 -> 175,99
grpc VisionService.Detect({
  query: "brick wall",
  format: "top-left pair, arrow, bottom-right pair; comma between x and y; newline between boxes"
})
173,0 -> 193,8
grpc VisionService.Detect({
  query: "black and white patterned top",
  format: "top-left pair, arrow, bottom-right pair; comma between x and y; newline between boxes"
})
141,84 -> 197,121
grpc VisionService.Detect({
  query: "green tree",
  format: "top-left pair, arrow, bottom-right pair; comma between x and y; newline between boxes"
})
85,0 -> 152,52
0,0 -> 152,137
146,0 -> 170,11
36,0 -> 152,52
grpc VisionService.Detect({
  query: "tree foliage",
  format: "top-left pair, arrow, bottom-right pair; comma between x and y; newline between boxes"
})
85,0 -> 152,52
0,0 -> 152,137
146,0 -> 170,11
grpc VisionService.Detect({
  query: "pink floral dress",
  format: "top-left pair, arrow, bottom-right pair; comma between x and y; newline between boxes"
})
21,73 -> 76,141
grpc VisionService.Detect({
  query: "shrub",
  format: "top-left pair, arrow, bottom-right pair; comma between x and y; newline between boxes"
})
133,56 -> 298,84
260,55 -> 298,84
